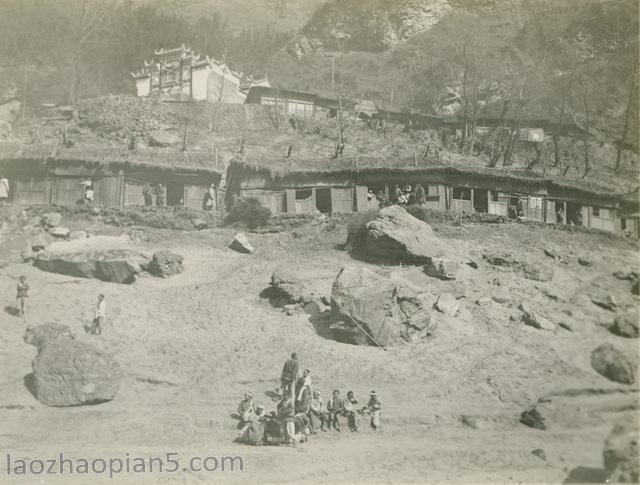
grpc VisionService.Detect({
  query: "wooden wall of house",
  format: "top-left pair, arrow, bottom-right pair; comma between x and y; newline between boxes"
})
12,177 -> 52,204
240,188 -> 285,213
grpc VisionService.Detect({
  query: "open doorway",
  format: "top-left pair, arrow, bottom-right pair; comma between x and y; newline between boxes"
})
315,187 -> 332,213
166,182 -> 184,206
566,202 -> 583,226
473,189 -> 488,213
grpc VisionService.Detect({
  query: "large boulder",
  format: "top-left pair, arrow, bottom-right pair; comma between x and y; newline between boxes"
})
41,212 -> 62,227
270,267 -> 332,304
24,323 -> 75,351
331,266 -> 434,346
148,131 -> 181,147
603,416 -> 639,483
147,250 -> 184,277
423,256 -> 458,280
229,233 -> 254,254
363,205 -> 437,262
30,339 -> 122,406
590,344 -> 636,384
34,249 -> 149,284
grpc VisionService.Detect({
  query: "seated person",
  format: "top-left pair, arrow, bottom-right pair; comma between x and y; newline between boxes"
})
262,411 -> 284,446
308,390 -> 326,433
326,389 -> 344,431
360,390 -> 382,431
277,390 -> 296,446
236,392 -> 255,430
343,391 -> 359,432
236,405 -> 266,446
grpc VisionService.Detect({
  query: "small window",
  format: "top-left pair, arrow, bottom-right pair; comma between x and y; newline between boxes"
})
296,189 -> 313,200
593,207 -> 600,217
427,185 -> 439,196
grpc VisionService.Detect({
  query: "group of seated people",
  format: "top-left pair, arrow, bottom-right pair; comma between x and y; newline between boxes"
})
233,369 -> 382,447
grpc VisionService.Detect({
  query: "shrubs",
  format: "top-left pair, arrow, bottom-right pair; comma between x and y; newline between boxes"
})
225,197 -> 271,229
406,205 -> 507,224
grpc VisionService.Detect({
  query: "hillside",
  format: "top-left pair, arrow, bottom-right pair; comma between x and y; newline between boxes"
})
141,0 -> 327,31
0,203 -> 638,483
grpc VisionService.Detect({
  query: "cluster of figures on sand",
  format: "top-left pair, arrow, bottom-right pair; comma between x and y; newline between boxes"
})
233,353 -> 382,447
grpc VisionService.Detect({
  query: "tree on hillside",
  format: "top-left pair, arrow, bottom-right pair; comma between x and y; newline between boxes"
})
54,0 -> 107,117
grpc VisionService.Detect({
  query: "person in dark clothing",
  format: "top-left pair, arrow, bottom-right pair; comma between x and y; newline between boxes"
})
326,389 -> 345,431
414,184 -> 426,205
16,275 -> 29,317
154,184 -> 165,207
280,352 -> 299,397
142,183 -> 153,206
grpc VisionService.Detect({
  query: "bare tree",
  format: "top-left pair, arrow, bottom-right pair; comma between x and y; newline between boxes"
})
55,0 -> 105,117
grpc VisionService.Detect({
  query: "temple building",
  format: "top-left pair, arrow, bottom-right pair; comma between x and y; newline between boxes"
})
132,45 -> 247,103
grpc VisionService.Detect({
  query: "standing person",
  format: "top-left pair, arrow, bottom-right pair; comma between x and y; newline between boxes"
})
204,183 -> 216,211
277,390 -> 296,446
280,352 -> 299,397
344,391 -> 360,432
308,390 -> 326,433
361,390 -> 382,431
0,175 -> 9,204
90,294 -> 106,335
16,275 -> 28,317
414,184 -> 426,205
295,369 -> 311,414
84,181 -> 95,204
142,183 -> 154,207
154,184 -> 165,207
326,389 -> 345,431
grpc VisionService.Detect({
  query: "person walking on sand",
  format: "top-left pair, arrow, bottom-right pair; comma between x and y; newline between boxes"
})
16,275 -> 28,317
90,294 -> 106,335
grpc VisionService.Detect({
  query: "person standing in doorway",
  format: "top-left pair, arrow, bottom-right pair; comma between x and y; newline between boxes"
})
154,184 -> 165,207
0,175 -> 9,204
90,294 -> 107,335
143,183 -> 154,206
16,275 -> 28,317
84,181 -> 95,204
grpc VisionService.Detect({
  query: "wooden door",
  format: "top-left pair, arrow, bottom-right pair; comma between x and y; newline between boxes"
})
331,187 -> 354,213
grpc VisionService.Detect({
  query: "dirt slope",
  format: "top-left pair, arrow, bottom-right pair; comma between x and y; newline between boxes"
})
0,213 -> 638,484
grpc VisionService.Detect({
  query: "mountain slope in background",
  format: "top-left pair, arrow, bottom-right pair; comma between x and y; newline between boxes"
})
137,0 -> 327,31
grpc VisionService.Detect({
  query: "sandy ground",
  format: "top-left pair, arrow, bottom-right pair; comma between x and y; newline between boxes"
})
0,213 -> 638,484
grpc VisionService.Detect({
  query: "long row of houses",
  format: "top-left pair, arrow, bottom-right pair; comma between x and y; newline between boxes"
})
1,138 -> 637,238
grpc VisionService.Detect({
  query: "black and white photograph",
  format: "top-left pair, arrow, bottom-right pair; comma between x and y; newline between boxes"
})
0,0 -> 638,483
